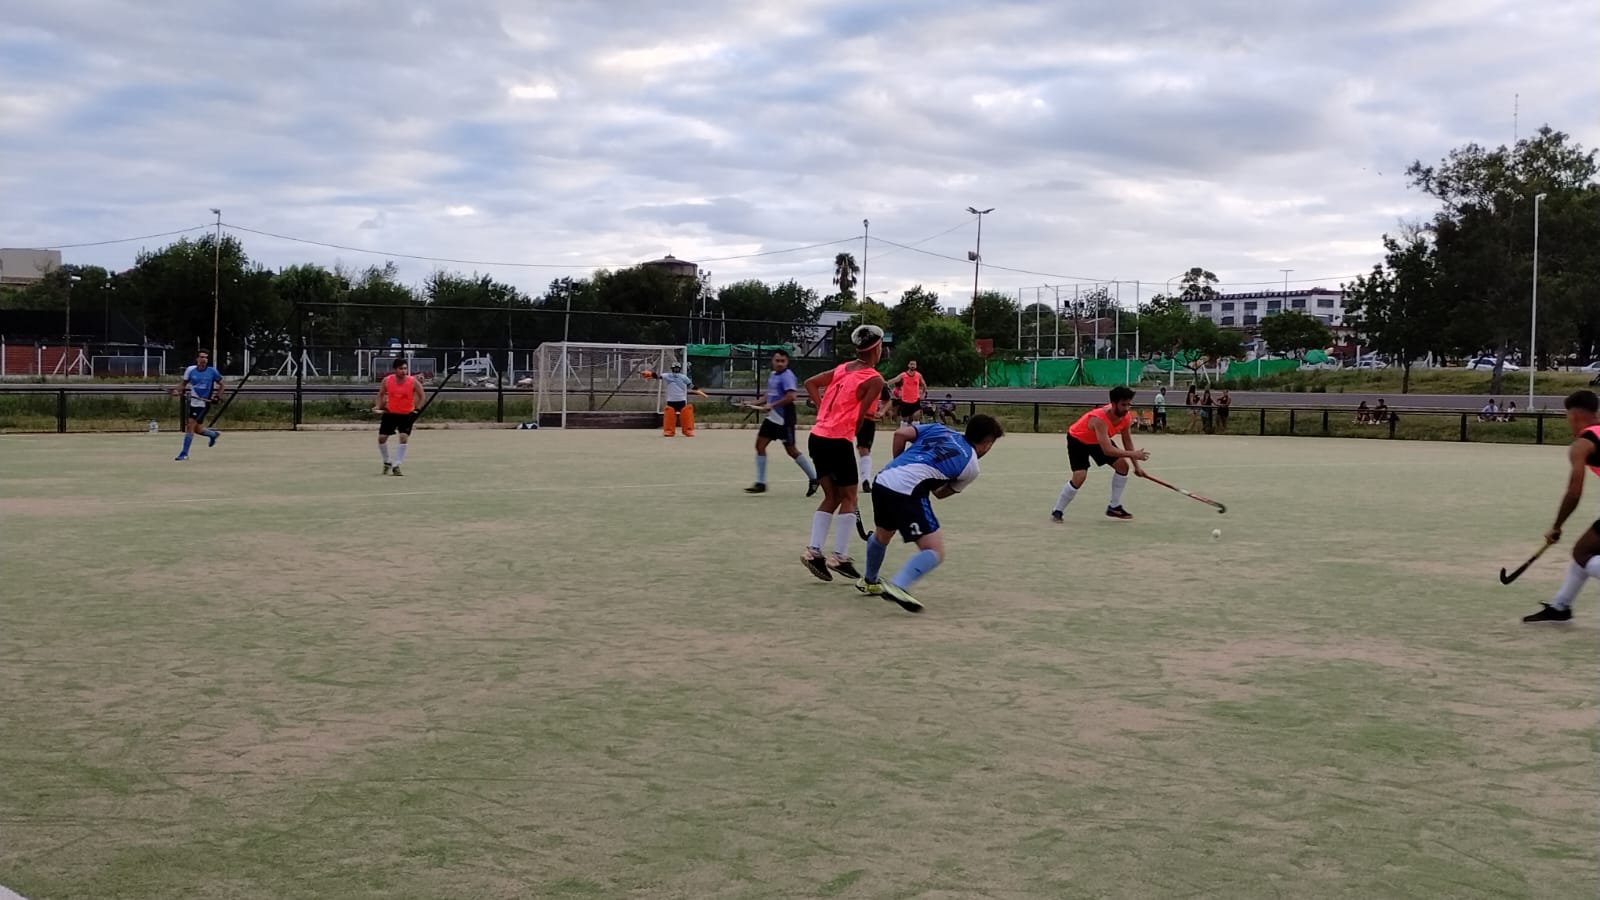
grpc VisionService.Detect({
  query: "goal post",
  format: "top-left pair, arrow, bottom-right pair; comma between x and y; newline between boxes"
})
532,342 -> 688,428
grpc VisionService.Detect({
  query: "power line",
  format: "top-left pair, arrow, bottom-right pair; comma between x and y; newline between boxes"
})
15,224 -> 213,250
227,222 -> 860,269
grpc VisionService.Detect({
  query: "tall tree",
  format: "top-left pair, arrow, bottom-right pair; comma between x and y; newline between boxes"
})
831,253 -> 860,300
1176,267 -> 1220,302
968,290 -> 1020,346
1258,311 -> 1333,362
888,316 -> 983,387
888,285 -> 942,341
1406,125 -> 1598,392
1343,235 -> 1445,394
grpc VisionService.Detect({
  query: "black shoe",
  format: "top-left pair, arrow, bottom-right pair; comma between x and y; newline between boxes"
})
802,550 -> 833,582
1050,510 -> 1064,524
391,466 -> 403,477
828,555 -> 862,580
1105,506 -> 1133,520
1522,605 -> 1572,623
861,479 -> 872,492
382,463 -> 392,475
806,479 -> 820,497
745,483 -> 767,494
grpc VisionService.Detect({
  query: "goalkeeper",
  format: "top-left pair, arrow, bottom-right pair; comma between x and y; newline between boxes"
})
645,363 -> 706,437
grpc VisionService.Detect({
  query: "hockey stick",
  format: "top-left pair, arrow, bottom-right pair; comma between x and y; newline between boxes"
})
1138,471 -> 1227,514
1499,539 -> 1554,585
412,369 -> 457,419
854,508 -> 870,540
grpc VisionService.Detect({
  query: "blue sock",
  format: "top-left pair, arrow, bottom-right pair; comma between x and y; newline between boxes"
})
891,549 -> 941,590
180,433 -> 193,454
864,534 -> 888,582
202,428 -> 218,439
755,454 -> 767,484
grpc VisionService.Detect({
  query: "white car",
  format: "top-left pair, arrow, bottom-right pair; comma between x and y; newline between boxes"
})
1580,361 -> 1600,373
1465,357 -> 1520,372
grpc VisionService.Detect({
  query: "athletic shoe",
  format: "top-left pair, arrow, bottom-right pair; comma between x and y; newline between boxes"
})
828,555 -> 862,580
806,479 -> 819,498
1105,506 -> 1133,520
207,432 -> 219,447
854,578 -> 885,596
881,582 -> 924,614
861,479 -> 872,492
801,548 -> 832,582
390,466 -> 404,477
1050,510 -> 1064,524
1522,605 -> 1573,623
382,463 -> 392,475
174,454 -> 187,461
745,483 -> 767,494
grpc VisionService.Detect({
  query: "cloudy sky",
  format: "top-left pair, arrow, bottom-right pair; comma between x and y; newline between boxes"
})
2,0 -> 1595,306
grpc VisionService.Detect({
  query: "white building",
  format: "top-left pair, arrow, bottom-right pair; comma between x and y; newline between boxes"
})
1178,287 -> 1348,330
0,249 -> 62,285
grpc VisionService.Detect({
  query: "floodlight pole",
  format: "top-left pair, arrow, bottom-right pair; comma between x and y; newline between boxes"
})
967,206 -> 994,332
211,208 -> 222,362
1529,192 -> 1546,409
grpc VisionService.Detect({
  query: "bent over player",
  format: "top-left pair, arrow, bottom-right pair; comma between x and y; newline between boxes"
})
1524,390 -> 1600,623
171,348 -> 223,461
1051,385 -> 1150,522
799,325 -> 886,581
372,358 -> 425,475
857,415 -> 1004,613
746,349 -> 819,495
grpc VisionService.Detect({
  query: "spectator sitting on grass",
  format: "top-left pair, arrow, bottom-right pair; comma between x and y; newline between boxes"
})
1505,401 -> 1518,421
1480,399 -> 1498,422
1356,401 -> 1371,424
936,394 -> 958,425
1373,399 -> 1390,423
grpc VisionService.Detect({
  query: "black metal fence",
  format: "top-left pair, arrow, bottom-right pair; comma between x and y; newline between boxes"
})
0,383 -> 1574,448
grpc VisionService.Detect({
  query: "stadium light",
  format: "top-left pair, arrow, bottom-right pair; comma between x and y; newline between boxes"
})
966,207 -> 994,330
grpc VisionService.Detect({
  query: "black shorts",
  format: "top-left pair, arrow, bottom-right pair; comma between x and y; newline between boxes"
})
1592,518 -> 1600,538
379,411 -> 417,436
897,400 -> 922,418
666,400 -> 686,412
1066,435 -> 1112,472
757,414 -> 797,446
871,483 -> 939,542
855,418 -> 876,450
808,434 -> 857,485
186,403 -> 208,422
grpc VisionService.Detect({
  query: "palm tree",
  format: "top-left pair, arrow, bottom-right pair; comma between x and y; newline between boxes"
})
832,253 -> 860,297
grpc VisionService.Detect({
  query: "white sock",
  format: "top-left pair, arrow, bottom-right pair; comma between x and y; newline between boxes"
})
1550,561 -> 1589,611
1109,472 -> 1128,507
395,443 -> 407,464
858,454 -> 872,484
1586,556 -> 1600,578
832,513 -> 854,557
1054,482 -> 1078,514
379,443 -> 390,463
808,510 -> 832,552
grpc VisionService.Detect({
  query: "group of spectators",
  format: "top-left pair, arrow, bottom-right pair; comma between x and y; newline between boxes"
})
1354,399 -> 1396,424
1145,385 -> 1232,434
1478,399 -> 1520,422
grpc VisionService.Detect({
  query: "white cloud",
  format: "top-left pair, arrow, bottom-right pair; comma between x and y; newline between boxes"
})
0,0 -> 1594,304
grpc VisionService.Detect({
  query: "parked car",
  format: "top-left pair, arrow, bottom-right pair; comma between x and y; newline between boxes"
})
1580,361 -> 1600,373
1465,357 -> 1521,372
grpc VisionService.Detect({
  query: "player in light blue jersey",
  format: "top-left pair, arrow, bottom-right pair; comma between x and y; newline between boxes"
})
746,349 -> 819,495
648,363 -> 705,436
170,349 -> 224,461
856,414 -> 1004,613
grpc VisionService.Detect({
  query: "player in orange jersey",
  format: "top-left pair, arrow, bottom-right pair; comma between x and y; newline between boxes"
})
1050,385 -> 1150,523
798,325 -> 887,581
1524,390 -> 1600,623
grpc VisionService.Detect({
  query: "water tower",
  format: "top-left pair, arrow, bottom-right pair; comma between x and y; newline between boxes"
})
641,254 -> 699,281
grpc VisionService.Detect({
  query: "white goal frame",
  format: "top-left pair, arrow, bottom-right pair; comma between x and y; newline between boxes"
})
533,342 -> 688,428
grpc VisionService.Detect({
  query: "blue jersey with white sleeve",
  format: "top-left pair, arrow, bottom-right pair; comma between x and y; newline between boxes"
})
873,423 -> 980,498
184,365 -> 223,405
765,368 -> 798,425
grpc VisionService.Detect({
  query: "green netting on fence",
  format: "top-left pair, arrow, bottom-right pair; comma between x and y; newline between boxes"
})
686,343 -> 795,358
1223,358 -> 1300,379
978,358 -> 1145,387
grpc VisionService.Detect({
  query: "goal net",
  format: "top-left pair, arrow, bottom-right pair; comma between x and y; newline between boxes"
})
532,342 -> 688,427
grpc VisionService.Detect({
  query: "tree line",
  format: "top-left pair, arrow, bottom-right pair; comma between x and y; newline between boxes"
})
3,126 -> 1592,391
